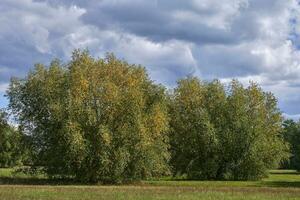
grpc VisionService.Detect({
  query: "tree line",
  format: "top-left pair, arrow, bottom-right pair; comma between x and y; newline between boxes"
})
0,50 -> 296,183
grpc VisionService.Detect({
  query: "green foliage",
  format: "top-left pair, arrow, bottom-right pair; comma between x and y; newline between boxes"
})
169,78 -> 219,179
0,109 -> 24,167
7,50 -> 170,183
169,77 -> 288,180
282,119 -> 300,170
6,50 -> 289,182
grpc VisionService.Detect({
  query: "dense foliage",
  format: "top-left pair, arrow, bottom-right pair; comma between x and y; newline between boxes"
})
169,77 -> 288,180
0,109 -> 24,167
7,51 -> 170,183
282,119 -> 300,170
5,50 -> 289,182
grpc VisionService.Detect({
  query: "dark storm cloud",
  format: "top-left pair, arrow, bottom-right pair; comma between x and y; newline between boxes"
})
78,0 -> 247,45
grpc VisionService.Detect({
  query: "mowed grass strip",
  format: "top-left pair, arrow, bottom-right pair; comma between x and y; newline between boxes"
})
0,169 -> 300,200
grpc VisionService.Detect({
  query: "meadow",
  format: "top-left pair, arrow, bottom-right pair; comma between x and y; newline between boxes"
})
0,169 -> 300,200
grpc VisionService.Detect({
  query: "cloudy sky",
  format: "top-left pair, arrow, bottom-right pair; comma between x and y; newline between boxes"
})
0,0 -> 300,119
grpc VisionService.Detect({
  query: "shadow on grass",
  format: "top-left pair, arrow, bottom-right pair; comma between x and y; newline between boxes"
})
0,176 -> 141,186
270,170 -> 300,175
261,181 -> 300,188
0,177 -> 84,186
0,171 -> 299,187
259,171 -> 300,188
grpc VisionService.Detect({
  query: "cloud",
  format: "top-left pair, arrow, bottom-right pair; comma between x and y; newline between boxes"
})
109,36 -> 197,86
78,0 -> 249,44
48,0 -> 300,82
1,0 -> 300,119
0,0 -> 86,82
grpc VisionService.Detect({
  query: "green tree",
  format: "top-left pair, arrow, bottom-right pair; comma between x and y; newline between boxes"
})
221,81 -> 288,180
282,119 -> 300,170
169,77 -> 288,180
203,80 -> 227,179
0,109 -> 23,167
8,59 -> 69,174
7,50 -> 170,183
169,78 -> 219,179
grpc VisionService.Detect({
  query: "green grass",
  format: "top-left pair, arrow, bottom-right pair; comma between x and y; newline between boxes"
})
0,168 -> 300,200
146,170 -> 300,188
0,168 -> 12,177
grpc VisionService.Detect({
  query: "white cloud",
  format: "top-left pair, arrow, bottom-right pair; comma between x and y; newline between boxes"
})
173,0 -> 248,30
1,0 -> 300,119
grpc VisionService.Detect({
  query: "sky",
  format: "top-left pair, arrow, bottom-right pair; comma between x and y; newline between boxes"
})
0,0 -> 300,119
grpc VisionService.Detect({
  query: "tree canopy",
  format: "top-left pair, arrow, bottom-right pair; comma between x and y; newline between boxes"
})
6,50 -> 289,182
169,77 -> 288,180
7,50 -> 170,183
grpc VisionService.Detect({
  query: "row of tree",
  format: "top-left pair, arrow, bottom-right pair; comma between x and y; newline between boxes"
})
0,50 -> 293,183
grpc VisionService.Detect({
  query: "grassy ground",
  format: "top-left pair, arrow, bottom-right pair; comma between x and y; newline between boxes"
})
0,169 -> 300,200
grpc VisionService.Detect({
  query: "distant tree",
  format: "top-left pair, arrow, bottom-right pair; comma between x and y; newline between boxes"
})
169,77 -> 288,180
282,119 -> 300,170
0,109 -> 23,167
7,50 -> 170,183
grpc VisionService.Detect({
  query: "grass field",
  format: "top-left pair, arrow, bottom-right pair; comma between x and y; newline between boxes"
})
0,169 -> 300,200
